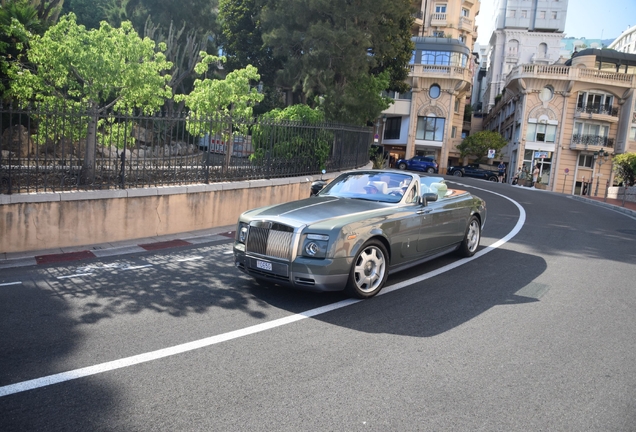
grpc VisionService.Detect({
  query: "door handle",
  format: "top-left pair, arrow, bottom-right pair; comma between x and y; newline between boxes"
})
417,209 -> 433,215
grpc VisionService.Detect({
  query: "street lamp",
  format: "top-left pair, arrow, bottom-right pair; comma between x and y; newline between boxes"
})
593,148 -> 610,196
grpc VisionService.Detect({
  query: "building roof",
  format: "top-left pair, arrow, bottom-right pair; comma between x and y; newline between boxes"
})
411,37 -> 471,55
565,48 -> 636,66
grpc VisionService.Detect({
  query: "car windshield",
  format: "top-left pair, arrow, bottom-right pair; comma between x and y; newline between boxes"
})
319,172 -> 414,203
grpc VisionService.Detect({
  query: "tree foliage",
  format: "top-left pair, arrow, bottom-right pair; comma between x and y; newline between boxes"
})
9,13 -> 172,112
218,0 -> 413,125
613,152 -> 636,186
456,131 -> 508,162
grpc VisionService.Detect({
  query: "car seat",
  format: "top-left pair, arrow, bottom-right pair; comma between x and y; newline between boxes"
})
368,181 -> 388,194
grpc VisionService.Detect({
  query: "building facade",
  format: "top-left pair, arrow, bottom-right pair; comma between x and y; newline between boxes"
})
608,25 -> 636,54
481,0 -> 569,112
377,0 -> 481,173
483,49 -> 636,196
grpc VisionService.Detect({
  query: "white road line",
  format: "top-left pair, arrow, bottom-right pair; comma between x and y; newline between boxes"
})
119,265 -> 153,271
176,257 -> 203,262
56,273 -> 94,280
0,187 -> 525,398
0,281 -> 22,287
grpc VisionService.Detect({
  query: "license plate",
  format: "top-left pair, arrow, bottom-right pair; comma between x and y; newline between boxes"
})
256,260 -> 273,271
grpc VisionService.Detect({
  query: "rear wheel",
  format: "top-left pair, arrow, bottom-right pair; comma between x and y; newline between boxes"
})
453,170 -> 463,177
457,216 -> 480,257
488,176 -> 498,182
345,240 -> 389,299
398,162 -> 407,170
426,167 -> 435,173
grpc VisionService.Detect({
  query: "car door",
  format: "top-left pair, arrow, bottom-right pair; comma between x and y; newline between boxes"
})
417,196 -> 462,254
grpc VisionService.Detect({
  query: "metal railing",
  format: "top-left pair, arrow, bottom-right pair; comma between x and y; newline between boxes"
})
575,105 -> 619,117
1,105 -> 372,194
570,134 -> 615,148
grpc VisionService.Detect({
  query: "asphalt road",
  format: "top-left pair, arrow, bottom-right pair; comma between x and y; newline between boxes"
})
1,179 -> 635,431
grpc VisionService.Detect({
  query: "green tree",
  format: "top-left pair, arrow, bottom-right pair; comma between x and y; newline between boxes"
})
257,0 -> 413,124
613,152 -> 636,186
175,53 -> 264,167
218,0 -> 285,115
456,130 -> 508,162
61,0 -> 110,29
9,13 -> 172,177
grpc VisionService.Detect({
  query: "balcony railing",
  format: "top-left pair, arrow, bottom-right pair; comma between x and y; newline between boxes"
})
458,16 -> 473,31
506,64 -> 636,88
430,13 -> 447,26
412,10 -> 424,20
575,105 -> 619,117
408,64 -> 470,81
571,134 -> 615,148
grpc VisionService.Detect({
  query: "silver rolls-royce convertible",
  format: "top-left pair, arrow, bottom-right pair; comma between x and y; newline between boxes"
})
233,169 -> 486,299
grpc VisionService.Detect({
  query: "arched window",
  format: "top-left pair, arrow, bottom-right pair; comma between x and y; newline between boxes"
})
538,43 -> 548,58
508,39 -> 519,55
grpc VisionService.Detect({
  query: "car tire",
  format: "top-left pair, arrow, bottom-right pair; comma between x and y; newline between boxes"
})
457,215 -> 481,257
488,176 -> 498,182
345,240 -> 389,299
453,171 -> 463,177
426,167 -> 435,173
397,163 -> 407,170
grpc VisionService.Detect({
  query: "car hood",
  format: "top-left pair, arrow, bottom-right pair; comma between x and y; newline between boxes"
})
242,196 -> 392,226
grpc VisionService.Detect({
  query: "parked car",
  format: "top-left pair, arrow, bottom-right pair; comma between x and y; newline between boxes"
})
447,163 -> 499,182
233,169 -> 486,299
396,155 -> 438,173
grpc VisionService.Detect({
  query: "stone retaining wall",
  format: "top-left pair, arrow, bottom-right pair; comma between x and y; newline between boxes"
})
0,172 -> 341,254
607,186 -> 636,203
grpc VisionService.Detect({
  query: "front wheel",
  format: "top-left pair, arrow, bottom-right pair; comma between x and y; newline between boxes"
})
488,176 -> 498,182
457,216 -> 481,257
426,167 -> 435,173
397,162 -> 407,170
344,240 -> 389,299
453,170 -> 463,177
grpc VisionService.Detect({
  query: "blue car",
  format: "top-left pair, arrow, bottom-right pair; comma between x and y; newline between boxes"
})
396,156 -> 439,173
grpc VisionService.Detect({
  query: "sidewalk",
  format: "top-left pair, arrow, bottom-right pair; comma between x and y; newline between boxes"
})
0,225 -> 237,270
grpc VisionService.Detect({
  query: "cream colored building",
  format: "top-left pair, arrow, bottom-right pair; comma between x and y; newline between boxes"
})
377,0 -> 480,173
608,25 -> 636,54
483,49 -> 636,196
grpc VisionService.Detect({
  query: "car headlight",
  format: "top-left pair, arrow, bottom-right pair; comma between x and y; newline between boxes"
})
237,223 -> 249,243
301,234 -> 329,258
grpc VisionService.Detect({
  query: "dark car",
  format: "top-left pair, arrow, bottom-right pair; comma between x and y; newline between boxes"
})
396,155 -> 438,173
234,169 -> 486,299
447,163 -> 499,182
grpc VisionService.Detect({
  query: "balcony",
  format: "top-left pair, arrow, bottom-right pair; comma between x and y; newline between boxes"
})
462,0 -> 475,5
412,10 -> 423,26
458,17 -> 473,32
430,13 -> 447,27
574,105 -> 619,123
505,64 -> 636,89
569,134 -> 615,151
408,64 -> 471,82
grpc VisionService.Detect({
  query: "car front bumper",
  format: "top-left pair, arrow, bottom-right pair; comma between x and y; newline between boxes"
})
233,245 -> 352,292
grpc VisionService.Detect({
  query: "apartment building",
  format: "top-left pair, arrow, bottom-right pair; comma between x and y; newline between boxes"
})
481,0 -> 569,112
608,25 -> 636,54
482,49 -> 636,196
377,0 -> 480,173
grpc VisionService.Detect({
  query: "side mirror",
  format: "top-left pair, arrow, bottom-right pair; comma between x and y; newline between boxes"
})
421,192 -> 438,204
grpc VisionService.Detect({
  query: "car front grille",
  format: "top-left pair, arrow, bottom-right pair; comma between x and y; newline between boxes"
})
246,222 -> 294,260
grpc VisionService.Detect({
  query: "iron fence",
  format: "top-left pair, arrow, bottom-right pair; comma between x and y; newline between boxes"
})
1,104 -> 373,194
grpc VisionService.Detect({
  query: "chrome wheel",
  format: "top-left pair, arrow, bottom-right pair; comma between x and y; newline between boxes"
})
458,216 -> 480,257
453,171 -> 463,177
346,241 -> 388,298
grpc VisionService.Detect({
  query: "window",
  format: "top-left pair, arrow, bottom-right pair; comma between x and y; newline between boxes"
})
416,116 -> 445,141
433,31 -> 445,37
462,8 -> 469,17
459,35 -> 466,44
429,84 -> 441,99
420,50 -> 467,67
539,10 -> 546,19
526,122 -> 557,142
539,86 -> 554,102
551,11 -> 557,19
521,10 -> 527,18
576,91 -> 614,114
573,121 -> 610,145
454,99 -> 460,112
507,10 -> 516,18
383,117 -> 401,140
435,4 -> 447,13
578,154 -> 594,168
451,126 -> 457,138
629,126 -> 636,140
